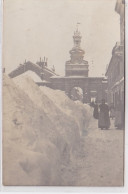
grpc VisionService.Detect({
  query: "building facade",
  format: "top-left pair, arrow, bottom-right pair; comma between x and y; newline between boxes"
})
105,0 -> 124,108
9,29 -> 108,104
51,76 -> 107,103
51,29 -> 108,104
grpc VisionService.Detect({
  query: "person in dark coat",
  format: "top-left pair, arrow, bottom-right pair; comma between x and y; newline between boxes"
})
93,101 -> 99,119
98,99 -> 110,130
90,101 -> 95,108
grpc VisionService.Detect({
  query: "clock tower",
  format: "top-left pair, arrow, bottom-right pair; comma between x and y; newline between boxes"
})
65,28 -> 89,77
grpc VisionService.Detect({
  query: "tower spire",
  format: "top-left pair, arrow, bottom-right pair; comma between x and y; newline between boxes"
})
65,25 -> 89,77
73,23 -> 82,48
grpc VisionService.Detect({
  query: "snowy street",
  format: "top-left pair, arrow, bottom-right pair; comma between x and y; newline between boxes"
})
62,117 -> 124,186
2,0 -> 125,188
3,75 -> 124,186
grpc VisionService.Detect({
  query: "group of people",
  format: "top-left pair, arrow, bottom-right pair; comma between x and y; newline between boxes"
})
90,99 -> 124,130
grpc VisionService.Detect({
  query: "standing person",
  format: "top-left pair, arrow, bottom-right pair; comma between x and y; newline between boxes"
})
90,100 -> 95,108
93,101 -> 99,119
110,103 -> 115,120
98,99 -> 110,130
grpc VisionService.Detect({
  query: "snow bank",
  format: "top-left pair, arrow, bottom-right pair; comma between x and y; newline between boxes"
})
3,74 -> 92,185
11,70 -> 43,82
40,86 -> 92,134
3,75 -> 61,185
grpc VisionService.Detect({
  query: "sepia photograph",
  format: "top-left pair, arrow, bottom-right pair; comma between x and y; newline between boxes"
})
2,0 -> 125,187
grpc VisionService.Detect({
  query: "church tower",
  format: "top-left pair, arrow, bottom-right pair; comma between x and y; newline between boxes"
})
65,28 -> 89,77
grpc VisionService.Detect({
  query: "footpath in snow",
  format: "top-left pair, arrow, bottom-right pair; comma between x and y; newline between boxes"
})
67,117 -> 124,186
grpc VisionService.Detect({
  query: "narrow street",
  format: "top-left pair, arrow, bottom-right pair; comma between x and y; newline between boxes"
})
62,117 -> 124,186
2,0 -> 125,188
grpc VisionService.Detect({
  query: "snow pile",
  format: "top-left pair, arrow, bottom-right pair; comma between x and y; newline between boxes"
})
3,74 -> 92,186
40,86 -> 92,135
13,70 -> 43,82
3,75 -> 59,185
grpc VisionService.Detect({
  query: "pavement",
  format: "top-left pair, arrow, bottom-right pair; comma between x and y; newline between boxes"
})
61,117 -> 124,186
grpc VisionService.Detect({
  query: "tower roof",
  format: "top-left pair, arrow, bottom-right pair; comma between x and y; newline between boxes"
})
73,28 -> 82,49
65,26 -> 89,77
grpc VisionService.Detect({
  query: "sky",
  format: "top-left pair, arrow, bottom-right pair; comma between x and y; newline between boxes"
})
3,0 -> 120,77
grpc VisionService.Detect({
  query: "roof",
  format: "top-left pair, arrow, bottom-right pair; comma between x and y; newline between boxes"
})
51,75 -> 107,80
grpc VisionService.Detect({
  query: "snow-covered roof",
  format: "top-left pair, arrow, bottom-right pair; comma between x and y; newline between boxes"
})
51,75 -> 65,78
51,76 -> 107,80
65,76 -> 87,78
44,67 -> 58,76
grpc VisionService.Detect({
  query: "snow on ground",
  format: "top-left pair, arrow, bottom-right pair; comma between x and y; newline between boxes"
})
3,74 -> 91,186
40,86 -> 91,135
68,117 -> 124,186
58,118 -> 124,186
3,75 -> 61,185
3,74 -> 124,186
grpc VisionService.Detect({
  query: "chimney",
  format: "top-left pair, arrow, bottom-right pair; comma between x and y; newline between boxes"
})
45,58 -> 48,66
